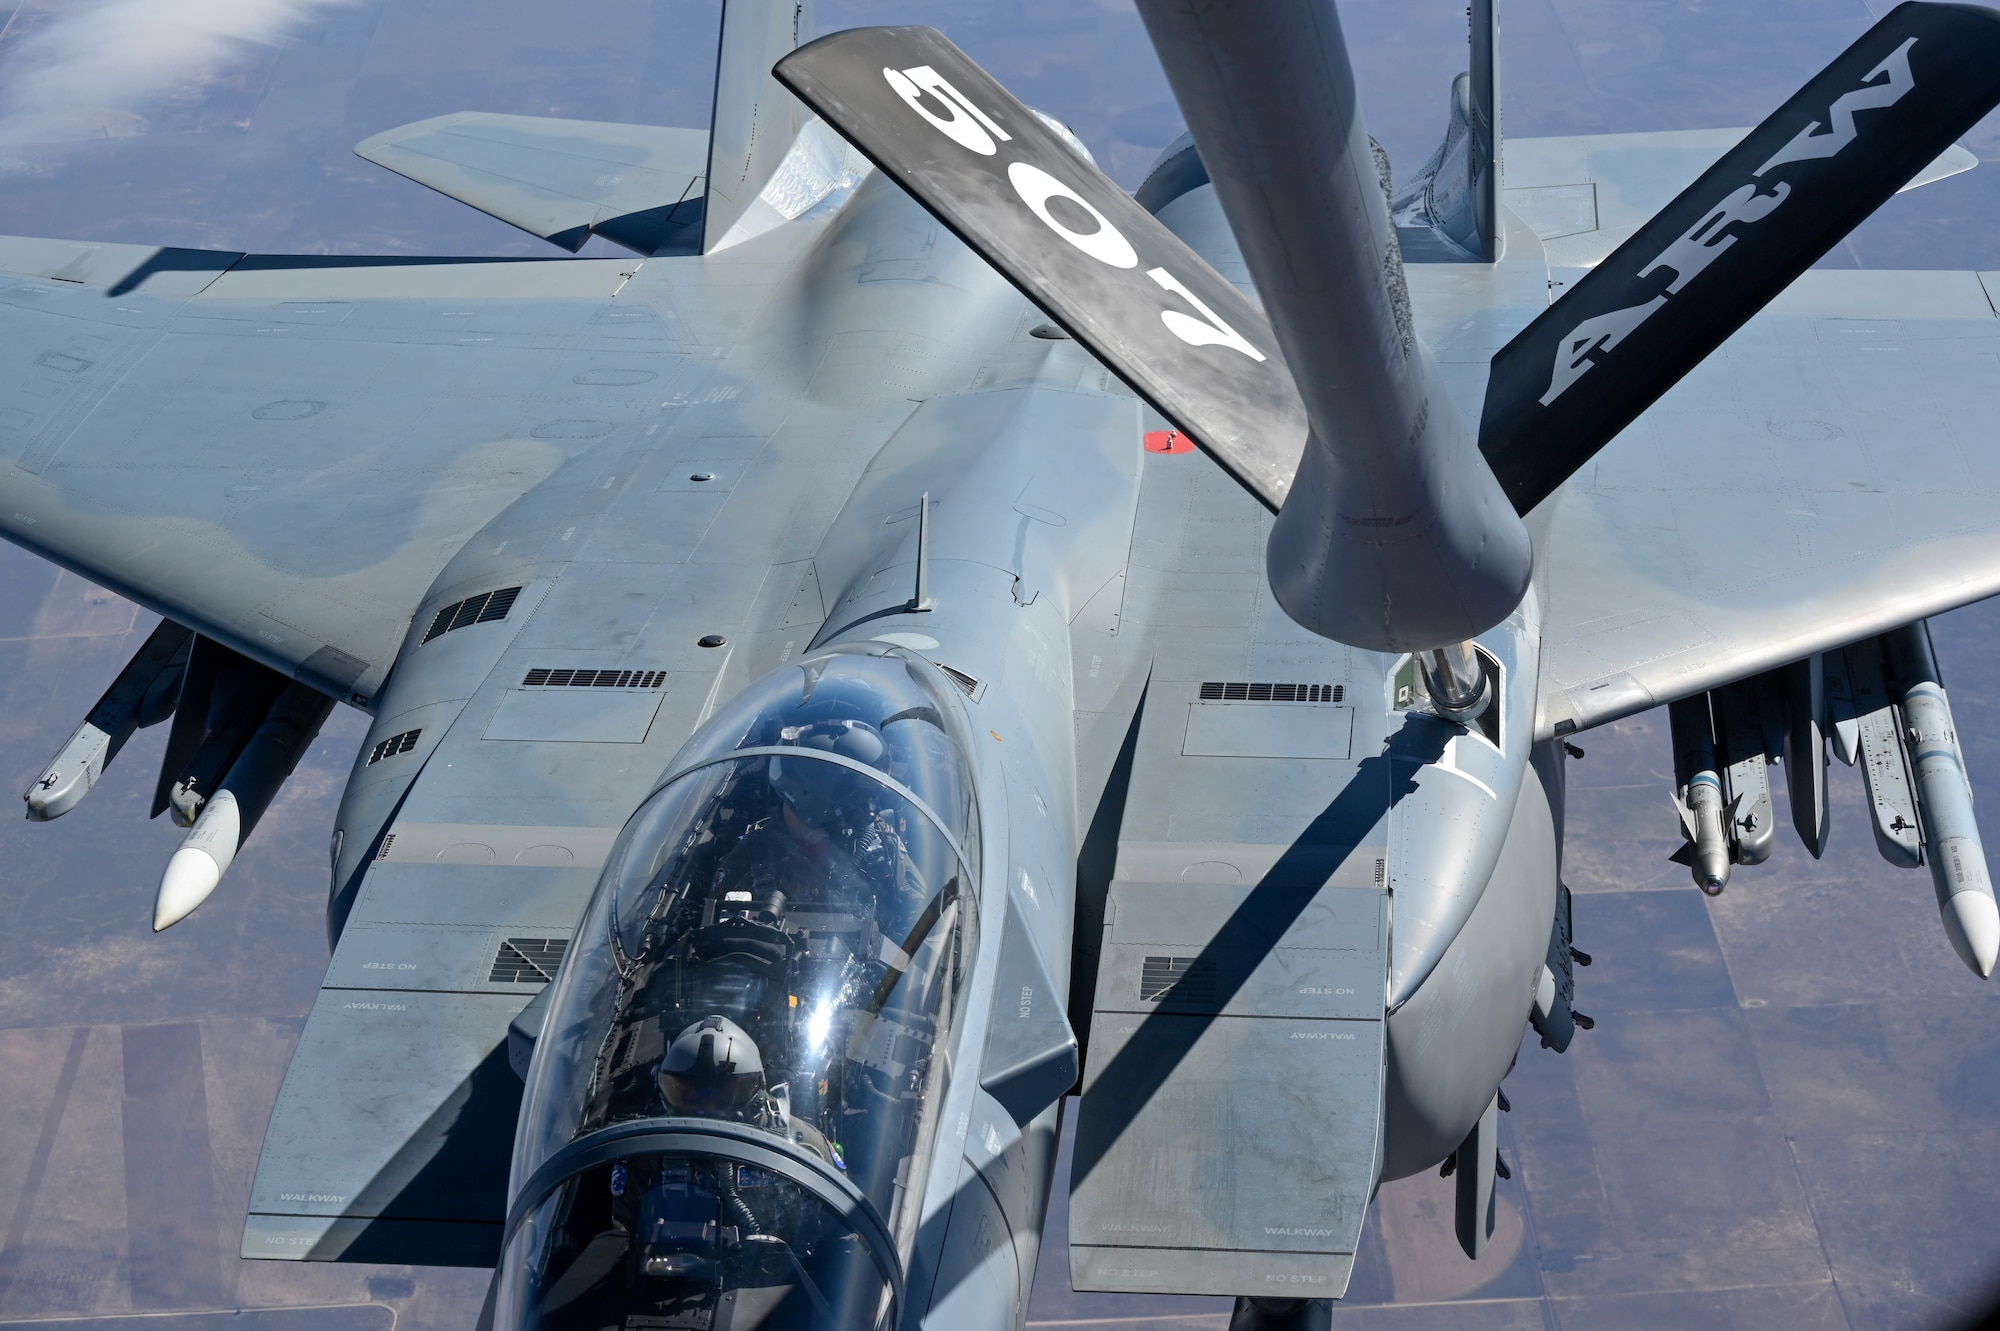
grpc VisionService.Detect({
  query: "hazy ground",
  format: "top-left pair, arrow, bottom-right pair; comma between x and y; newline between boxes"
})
0,1 -> 1996,1328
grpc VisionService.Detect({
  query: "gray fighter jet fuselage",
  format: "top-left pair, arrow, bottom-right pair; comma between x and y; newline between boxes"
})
14,0 -> 2000,1328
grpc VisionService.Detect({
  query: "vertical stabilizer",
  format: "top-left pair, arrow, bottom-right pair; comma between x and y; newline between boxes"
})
1390,0 -> 1500,260
704,0 -> 815,252
1469,0 -> 1500,260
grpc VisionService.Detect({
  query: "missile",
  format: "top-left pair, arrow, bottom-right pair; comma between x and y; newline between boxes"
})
1884,623 -> 1998,978
157,790 -> 241,930
154,681 -> 333,930
1669,695 -> 1731,893
24,620 -> 192,821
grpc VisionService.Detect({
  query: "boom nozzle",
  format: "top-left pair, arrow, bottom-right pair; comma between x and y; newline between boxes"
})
1135,0 -> 1531,652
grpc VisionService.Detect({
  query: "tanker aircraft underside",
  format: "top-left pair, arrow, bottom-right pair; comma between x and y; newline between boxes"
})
10,1 -> 2000,1327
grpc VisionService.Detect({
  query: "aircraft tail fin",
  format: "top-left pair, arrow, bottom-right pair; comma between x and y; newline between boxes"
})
775,25 -> 1309,510
703,0 -> 816,251
1472,0 -> 1500,260
1480,1 -> 2000,514
1389,0 -> 1500,260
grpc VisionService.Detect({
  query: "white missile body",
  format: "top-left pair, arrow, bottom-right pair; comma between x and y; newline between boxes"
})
155,789 -> 239,930
1669,695 -> 1732,892
151,681 -> 332,931
1886,624 -> 1998,979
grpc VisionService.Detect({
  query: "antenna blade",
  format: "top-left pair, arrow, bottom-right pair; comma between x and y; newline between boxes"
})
1480,2 -> 2000,514
775,25 -> 1308,511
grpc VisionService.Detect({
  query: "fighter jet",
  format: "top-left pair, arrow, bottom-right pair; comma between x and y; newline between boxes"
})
10,0 -> 2000,1325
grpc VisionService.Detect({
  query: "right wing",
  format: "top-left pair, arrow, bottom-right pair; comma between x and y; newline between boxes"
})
0,236 -> 663,705
1533,266 -> 2000,738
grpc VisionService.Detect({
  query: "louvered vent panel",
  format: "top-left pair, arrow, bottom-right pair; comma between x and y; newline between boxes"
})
367,729 -> 421,765
490,937 -> 570,984
423,586 -> 525,643
477,586 -> 521,622
521,668 -> 667,689
1198,681 -> 1342,703
1140,955 -> 1218,1004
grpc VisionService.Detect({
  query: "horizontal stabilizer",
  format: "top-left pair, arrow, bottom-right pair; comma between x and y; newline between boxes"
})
776,26 -> 1307,510
355,113 -> 709,255
1481,1 -> 2000,514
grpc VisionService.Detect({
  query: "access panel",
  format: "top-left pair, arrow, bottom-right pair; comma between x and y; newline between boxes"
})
1069,877 -> 1387,1299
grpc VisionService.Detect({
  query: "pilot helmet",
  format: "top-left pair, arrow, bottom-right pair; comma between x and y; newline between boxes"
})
658,1015 -> 766,1116
768,718 -> 887,827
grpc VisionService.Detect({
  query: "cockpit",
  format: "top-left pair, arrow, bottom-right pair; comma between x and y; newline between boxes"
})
498,648 -> 982,1331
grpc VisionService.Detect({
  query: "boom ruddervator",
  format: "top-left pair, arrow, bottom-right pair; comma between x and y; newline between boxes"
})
498,649 -> 983,1330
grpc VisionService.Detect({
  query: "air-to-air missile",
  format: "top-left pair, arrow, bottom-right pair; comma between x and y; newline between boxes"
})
1884,623 -> 1998,977
156,679 -> 333,930
1669,622 -> 1997,977
1669,695 -> 1732,893
22,619 -> 332,929
23,620 -> 191,820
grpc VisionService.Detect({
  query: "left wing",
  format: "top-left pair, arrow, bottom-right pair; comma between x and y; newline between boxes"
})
0,238 -> 650,706
1532,267 -> 2000,737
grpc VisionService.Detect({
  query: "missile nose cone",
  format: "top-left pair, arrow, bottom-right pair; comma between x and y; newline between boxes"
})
154,847 -> 221,931
152,789 -> 240,932
1693,838 -> 1731,895
1941,890 -> 2000,979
